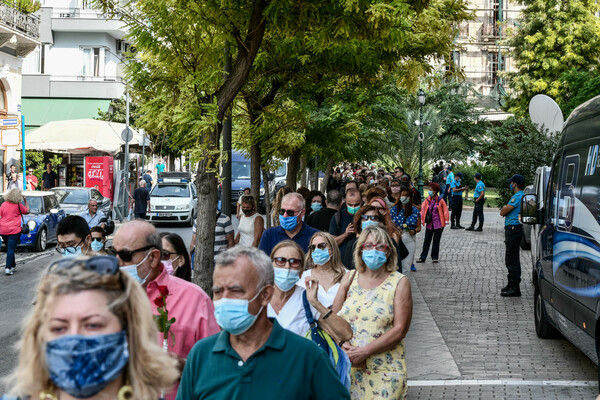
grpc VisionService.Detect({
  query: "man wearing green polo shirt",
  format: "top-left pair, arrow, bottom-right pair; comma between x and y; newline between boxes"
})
176,246 -> 350,400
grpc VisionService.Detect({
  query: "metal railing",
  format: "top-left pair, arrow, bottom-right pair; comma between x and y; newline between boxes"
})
51,7 -> 121,20
0,2 -> 39,40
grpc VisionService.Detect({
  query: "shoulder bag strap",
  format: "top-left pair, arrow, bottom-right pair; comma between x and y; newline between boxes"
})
302,290 -> 317,328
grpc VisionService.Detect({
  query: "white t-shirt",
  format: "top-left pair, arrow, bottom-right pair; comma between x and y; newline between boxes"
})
267,285 -> 320,337
297,269 -> 344,308
238,213 -> 260,247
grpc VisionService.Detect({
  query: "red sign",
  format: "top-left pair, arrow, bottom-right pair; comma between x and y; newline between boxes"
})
85,156 -> 114,202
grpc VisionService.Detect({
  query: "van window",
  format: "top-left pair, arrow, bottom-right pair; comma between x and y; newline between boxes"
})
232,161 -> 251,180
546,158 -> 560,222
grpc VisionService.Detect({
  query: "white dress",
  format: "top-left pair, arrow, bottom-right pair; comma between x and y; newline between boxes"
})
267,285 -> 320,337
296,269 -> 344,308
238,213 -> 260,247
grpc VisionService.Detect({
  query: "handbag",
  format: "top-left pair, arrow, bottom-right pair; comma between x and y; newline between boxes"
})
302,291 -> 351,391
425,197 -> 437,224
18,203 -> 29,234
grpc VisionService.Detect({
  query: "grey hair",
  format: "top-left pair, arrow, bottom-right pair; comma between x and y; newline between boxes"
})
215,246 -> 274,289
145,227 -> 163,253
282,192 -> 305,210
139,180 -> 147,187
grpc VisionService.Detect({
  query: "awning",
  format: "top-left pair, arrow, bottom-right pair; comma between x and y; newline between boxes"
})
21,98 -> 112,130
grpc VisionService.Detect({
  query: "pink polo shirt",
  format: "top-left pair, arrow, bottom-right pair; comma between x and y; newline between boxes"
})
146,266 -> 220,400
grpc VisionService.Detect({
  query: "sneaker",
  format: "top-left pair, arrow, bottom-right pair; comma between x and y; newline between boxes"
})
416,259 -> 425,263
10,267 -> 15,273
432,259 -> 439,263
450,225 -> 458,229
411,264 -> 417,271
5,268 -> 13,276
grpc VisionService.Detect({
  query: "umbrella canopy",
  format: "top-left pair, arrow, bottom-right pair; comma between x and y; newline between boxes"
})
22,119 -> 143,155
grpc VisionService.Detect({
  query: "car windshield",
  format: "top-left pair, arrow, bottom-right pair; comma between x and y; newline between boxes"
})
25,196 -> 43,214
232,161 -> 251,180
151,184 -> 189,197
53,189 -> 89,205
275,163 -> 286,177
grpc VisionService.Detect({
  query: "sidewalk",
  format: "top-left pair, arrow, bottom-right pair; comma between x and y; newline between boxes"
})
403,209 -> 598,399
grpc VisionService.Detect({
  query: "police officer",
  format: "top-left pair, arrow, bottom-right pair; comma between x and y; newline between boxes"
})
450,172 -> 467,229
443,166 -> 454,206
466,172 -> 485,232
499,174 -> 525,297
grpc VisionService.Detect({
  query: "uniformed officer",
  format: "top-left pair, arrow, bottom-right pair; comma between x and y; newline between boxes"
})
499,174 -> 525,297
466,172 -> 485,232
443,166 -> 454,207
450,172 -> 467,229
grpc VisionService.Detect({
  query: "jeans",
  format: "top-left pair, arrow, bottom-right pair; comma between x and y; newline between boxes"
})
444,185 -> 452,207
2,233 -> 20,269
419,228 -> 443,260
134,212 -> 147,220
504,225 -> 523,284
451,195 -> 463,226
471,201 -> 484,227
401,233 -> 416,273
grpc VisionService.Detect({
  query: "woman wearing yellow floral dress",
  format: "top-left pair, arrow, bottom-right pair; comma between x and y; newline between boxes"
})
334,225 -> 413,399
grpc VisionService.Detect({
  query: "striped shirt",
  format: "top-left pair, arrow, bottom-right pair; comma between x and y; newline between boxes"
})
193,213 -> 234,260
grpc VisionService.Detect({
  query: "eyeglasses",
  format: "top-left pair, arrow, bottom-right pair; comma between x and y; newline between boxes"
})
56,239 -> 84,255
360,215 -> 379,221
361,243 -> 389,251
91,237 -> 104,243
115,245 -> 155,262
308,242 -> 328,252
161,250 -> 179,260
279,209 -> 301,217
273,257 -> 302,268
48,256 -> 119,276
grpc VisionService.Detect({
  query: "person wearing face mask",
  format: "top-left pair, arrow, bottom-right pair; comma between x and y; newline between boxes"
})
390,189 -> 421,272
176,246 -> 350,399
499,174 -> 525,297
335,225 -> 413,400
1,256 -> 180,400
161,232 -> 192,282
259,193 -> 318,256
306,189 -> 342,232
56,215 -> 93,259
235,187 -> 251,219
416,182 -> 449,264
0,188 -> 29,275
450,172 -> 468,229
297,232 -> 347,307
388,179 -> 402,204
466,172 -> 486,232
234,195 -> 264,248
113,221 -> 220,400
90,226 -> 109,255
329,189 -> 362,258
308,190 -> 326,215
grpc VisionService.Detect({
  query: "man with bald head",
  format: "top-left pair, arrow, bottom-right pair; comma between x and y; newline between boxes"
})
258,192 -> 318,255
329,188 -> 362,257
113,220 -> 220,399
177,246 -> 350,399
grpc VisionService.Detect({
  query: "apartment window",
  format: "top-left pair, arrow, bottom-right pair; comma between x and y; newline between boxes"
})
445,51 -> 460,72
0,80 -> 7,116
489,52 -> 506,85
81,0 -> 94,9
82,47 -> 106,77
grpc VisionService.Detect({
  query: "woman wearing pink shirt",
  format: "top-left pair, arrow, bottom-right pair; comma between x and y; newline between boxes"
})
0,189 -> 29,275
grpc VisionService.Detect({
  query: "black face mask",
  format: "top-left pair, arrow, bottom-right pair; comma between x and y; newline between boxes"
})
242,209 -> 254,216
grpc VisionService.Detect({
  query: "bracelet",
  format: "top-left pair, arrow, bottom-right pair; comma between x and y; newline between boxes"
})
322,309 -> 333,319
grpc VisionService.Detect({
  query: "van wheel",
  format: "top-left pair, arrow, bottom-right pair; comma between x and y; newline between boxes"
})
534,284 -> 559,339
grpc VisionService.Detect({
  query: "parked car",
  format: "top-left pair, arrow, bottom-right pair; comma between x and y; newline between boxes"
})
0,191 -> 66,252
147,173 -> 197,226
52,186 -> 111,216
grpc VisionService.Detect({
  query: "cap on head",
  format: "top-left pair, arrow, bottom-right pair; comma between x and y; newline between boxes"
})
447,166 -> 452,171
507,174 -> 525,187
474,173 -> 482,180
456,172 -> 463,178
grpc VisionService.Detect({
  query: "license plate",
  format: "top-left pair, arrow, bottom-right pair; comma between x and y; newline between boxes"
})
157,213 -> 172,217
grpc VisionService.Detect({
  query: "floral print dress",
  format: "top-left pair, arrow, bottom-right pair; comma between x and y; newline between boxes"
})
338,271 -> 407,399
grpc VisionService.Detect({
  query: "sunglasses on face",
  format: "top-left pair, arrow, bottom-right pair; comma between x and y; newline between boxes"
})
273,257 -> 302,268
48,255 -> 119,276
279,209 -> 301,217
115,245 -> 155,262
308,242 -> 328,252
361,215 -> 379,221
161,250 -> 179,260
361,243 -> 389,252
91,237 -> 104,243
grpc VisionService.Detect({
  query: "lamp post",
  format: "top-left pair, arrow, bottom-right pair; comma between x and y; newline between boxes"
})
417,88 -> 426,197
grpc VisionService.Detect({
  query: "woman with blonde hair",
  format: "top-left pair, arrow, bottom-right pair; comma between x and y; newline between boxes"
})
271,186 -> 293,227
334,225 -> 413,399
2,256 -> 179,400
0,188 -> 29,276
297,232 -> 346,307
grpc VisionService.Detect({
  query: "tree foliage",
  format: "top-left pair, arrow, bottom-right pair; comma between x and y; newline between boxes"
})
557,69 -> 600,118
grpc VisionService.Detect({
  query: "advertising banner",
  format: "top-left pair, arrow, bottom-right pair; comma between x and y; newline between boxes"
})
85,156 -> 114,202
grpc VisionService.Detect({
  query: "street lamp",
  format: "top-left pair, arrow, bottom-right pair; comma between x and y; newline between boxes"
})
417,88 -> 426,197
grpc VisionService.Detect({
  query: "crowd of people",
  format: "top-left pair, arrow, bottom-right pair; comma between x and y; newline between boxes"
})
0,163 -> 529,400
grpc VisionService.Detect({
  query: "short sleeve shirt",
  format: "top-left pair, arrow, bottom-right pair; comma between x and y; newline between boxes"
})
133,187 -> 150,214
450,179 -> 463,195
474,181 -> 485,200
81,209 -> 106,228
156,163 -> 166,174
42,171 -> 57,189
390,205 -> 421,231
446,172 -> 454,185
505,190 -> 524,226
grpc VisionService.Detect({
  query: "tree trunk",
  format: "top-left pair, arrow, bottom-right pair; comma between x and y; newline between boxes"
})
321,156 -> 335,193
311,168 -> 319,191
287,149 -> 301,189
262,167 -> 272,228
168,153 -> 176,171
250,143 -> 261,211
299,157 -> 307,188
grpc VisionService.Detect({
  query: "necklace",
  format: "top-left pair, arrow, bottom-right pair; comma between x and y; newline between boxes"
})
40,385 -> 132,400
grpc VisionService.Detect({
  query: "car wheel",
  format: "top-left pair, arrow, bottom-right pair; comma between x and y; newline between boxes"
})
534,283 -> 559,339
520,234 -> 531,250
187,211 -> 194,227
34,227 -> 47,252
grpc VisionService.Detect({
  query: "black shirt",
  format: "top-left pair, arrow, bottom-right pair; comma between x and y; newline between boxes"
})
133,187 -> 150,214
306,207 -> 338,232
42,170 -> 57,189
328,209 -> 355,256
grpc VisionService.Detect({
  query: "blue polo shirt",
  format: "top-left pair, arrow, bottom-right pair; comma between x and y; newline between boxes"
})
259,222 -> 318,256
450,179 -> 463,196
473,180 -> 485,200
446,172 -> 454,185
176,319 -> 350,400
505,190 -> 524,226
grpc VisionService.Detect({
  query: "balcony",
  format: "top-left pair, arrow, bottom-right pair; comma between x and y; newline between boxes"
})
22,74 -> 125,99
50,7 -> 126,39
481,24 -> 500,40
0,1 -> 40,56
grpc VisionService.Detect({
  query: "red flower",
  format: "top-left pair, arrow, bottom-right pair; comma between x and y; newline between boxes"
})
157,285 -> 169,297
154,296 -> 165,308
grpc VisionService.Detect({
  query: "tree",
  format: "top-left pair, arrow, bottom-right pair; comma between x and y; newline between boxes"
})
557,69 -> 600,117
505,0 -> 600,116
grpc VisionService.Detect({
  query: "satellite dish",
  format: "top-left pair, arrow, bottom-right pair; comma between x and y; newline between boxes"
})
529,95 -> 564,135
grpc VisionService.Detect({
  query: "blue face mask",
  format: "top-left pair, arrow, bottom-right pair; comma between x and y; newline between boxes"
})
510,183 -> 514,191
362,249 -> 387,271
120,251 -> 152,285
46,331 -> 129,398
311,248 -> 331,265
91,240 -> 104,252
311,202 -> 323,212
279,215 -> 299,231
214,288 -> 264,335
362,220 -> 379,230
273,266 -> 301,291
428,190 -> 435,197
62,246 -> 82,258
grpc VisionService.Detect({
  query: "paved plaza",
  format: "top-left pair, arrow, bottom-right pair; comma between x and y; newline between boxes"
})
404,208 -> 598,399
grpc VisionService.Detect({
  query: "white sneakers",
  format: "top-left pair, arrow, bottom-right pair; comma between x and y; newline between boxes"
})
4,267 -> 14,276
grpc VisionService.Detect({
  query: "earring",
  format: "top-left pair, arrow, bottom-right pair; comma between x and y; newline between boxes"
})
118,384 -> 134,400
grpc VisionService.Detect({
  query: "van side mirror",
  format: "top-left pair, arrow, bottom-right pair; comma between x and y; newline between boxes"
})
521,194 -> 538,224
268,172 -> 275,181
